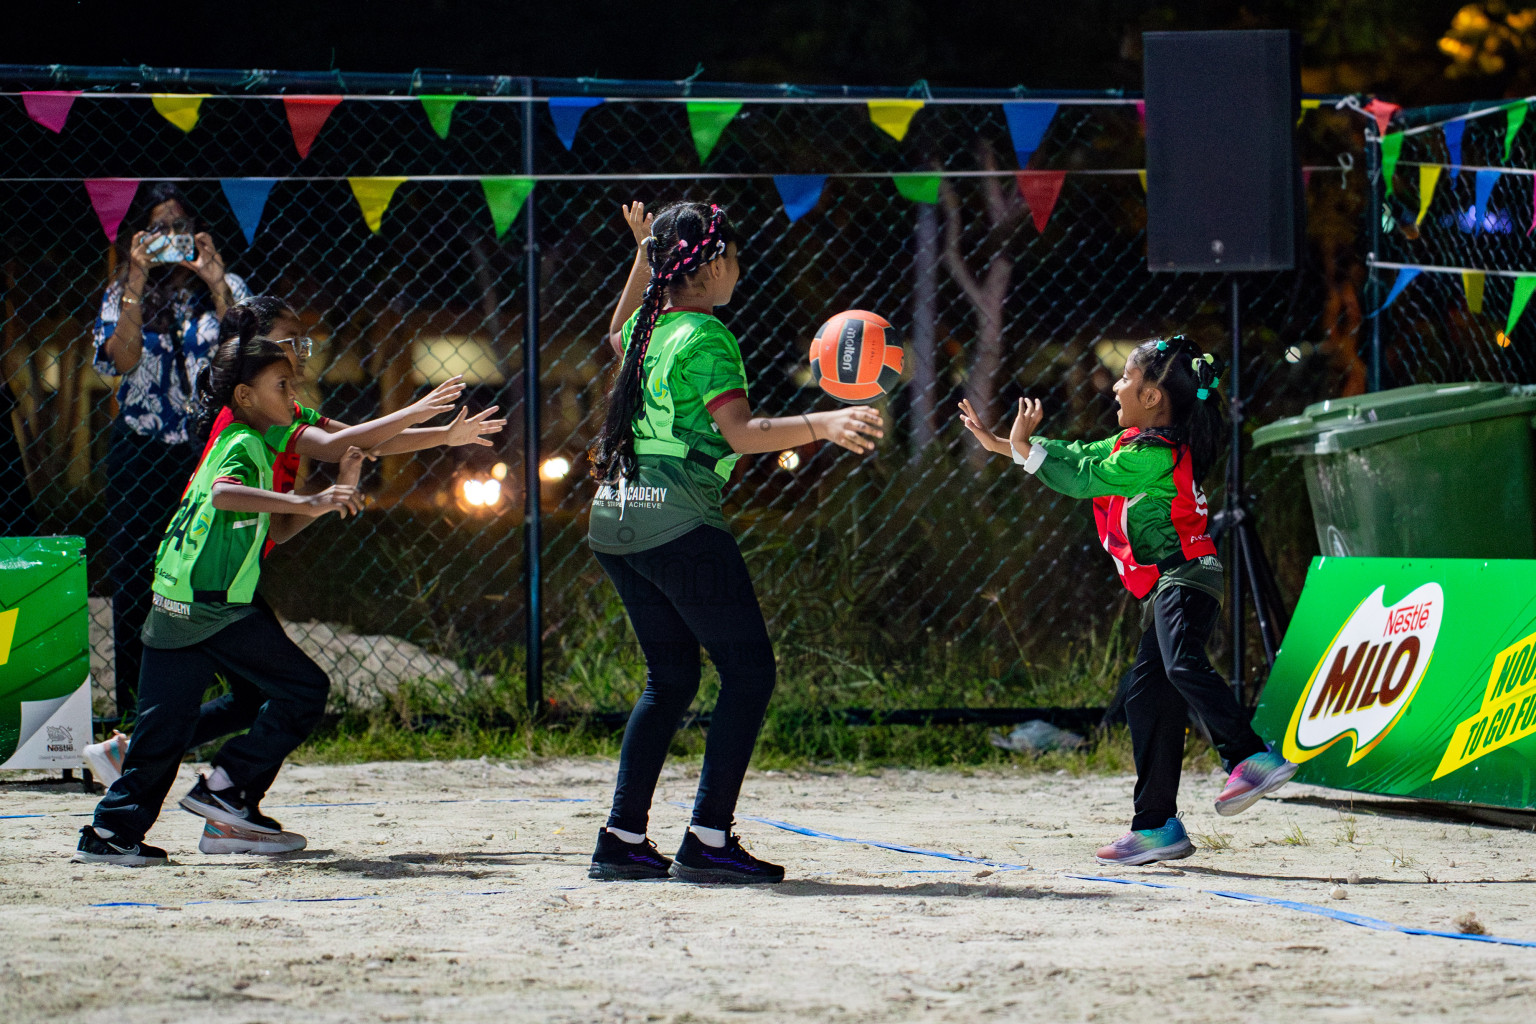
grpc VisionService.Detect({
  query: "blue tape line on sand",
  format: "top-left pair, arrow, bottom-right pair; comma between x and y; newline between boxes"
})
90,886 -> 596,910
752,815 -> 1536,950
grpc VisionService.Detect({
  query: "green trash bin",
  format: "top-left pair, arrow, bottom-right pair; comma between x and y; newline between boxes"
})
1251,382 -> 1536,559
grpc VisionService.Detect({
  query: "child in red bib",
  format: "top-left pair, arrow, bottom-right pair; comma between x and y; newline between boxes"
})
961,336 -> 1297,866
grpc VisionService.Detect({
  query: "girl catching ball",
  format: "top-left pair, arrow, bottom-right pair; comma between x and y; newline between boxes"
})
959,336 -> 1297,866
586,200 -> 884,883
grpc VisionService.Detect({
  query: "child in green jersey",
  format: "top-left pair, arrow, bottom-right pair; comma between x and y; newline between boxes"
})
74,313 -> 370,865
585,200 -> 884,884
960,335 -> 1296,866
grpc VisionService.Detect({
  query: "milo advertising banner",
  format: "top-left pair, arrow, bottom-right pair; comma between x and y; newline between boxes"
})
1252,557 -> 1536,809
0,536 -> 91,770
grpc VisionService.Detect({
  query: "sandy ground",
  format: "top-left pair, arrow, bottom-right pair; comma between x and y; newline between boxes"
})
2,758 -> 1534,1024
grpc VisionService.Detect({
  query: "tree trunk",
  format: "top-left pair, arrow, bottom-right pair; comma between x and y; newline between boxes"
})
909,203 -> 939,459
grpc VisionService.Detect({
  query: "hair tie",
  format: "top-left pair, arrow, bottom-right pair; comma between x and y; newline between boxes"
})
1210,376 -> 1220,389
1196,387 -> 1210,400
1156,340 -> 1169,352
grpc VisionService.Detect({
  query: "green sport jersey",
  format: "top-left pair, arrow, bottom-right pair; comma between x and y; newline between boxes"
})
588,309 -> 749,554
143,420 -> 300,648
1025,430 -> 1223,625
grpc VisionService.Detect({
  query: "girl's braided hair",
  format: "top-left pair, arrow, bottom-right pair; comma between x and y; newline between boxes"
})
588,201 -> 738,482
192,296 -> 295,441
1123,334 -> 1228,483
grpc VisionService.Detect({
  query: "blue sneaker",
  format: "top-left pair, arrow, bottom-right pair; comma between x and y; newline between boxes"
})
1215,749 -> 1298,817
1094,816 -> 1195,866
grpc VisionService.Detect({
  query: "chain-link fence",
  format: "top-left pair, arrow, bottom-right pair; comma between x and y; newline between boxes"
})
0,65 -> 1377,723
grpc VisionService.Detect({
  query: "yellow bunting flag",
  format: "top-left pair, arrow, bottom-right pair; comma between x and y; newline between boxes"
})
1296,98 -> 1322,126
1463,271 -> 1486,314
1417,165 -> 1443,225
347,177 -> 408,234
868,100 -> 924,142
1138,170 -> 1147,192
151,94 -> 209,133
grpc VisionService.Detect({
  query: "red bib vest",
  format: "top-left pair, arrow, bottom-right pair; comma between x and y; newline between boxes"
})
1091,429 -> 1217,599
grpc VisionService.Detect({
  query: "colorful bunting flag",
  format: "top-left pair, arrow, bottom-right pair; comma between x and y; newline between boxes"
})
347,177 -> 407,234
1417,165 -> 1442,225
481,177 -> 534,239
548,97 -> 603,150
1134,101 -> 1145,128
1367,267 -> 1419,318
1507,274 -> 1536,338
419,95 -> 467,141
1001,103 -> 1057,168
892,174 -> 940,205
1463,271 -> 1486,314
220,178 -> 277,245
685,102 -> 742,163
1296,98 -> 1322,126
84,179 -> 139,243
1138,170 -> 1147,192
773,175 -> 827,223
1303,168 -> 1313,189
1444,119 -> 1466,176
1363,98 -> 1401,136
1381,133 -> 1403,197
151,94 -> 208,133
868,100 -> 924,142
284,96 -> 343,159
1015,171 -> 1067,233
1508,101 -> 1529,163
1473,170 -> 1500,233
22,91 -> 80,134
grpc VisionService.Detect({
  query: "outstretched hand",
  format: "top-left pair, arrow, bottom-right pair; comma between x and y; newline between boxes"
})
406,375 -> 466,424
444,405 -> 507,447
622,201 -> 655,247
1009,397 -> 1044,453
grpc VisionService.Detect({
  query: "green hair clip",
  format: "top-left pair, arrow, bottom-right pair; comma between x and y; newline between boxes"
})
1156,340 -> 1168,351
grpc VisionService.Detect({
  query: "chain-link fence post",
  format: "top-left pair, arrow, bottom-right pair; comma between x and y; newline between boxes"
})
522,78 -> 544,714
1365,121 -> 1385,392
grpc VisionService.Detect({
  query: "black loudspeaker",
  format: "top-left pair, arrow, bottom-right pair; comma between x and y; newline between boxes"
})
1143,30 -> 1300,272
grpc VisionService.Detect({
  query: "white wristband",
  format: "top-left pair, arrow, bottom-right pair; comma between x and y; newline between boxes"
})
1009,440 -> 1047,474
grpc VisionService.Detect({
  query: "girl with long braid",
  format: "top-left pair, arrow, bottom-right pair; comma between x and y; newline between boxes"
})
959,336 -> 1297,866
587,200 -> 884,884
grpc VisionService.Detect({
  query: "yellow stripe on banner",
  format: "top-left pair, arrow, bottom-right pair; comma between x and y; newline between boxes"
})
347,177 -> 408,234
0,607 -> 16,666
868,100 -> 924,142
1417,165 -> 1443,225
151,94 -> 209,133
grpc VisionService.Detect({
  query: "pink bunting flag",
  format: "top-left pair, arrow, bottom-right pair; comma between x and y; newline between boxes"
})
1015,171 -> 1067,233
84,179 -> 140,243
1363,98 -> 1401,137
23,90 -> 80,134
1134,100 -> 1145,128
1302,168 -> 1312,189
283,96 -> 343,159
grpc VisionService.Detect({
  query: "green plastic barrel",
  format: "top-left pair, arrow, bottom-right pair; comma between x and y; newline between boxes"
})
1251,382 -> 1536,558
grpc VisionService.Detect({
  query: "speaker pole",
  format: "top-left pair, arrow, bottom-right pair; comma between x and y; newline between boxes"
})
1227,275 -> 1245,701
1364,121 -> 1384,393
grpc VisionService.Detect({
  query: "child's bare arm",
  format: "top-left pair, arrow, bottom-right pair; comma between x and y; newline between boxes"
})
607,202 -> 656,355
265,448 -> 367,544
292,377 -> 466,462
369,406 -> 507,454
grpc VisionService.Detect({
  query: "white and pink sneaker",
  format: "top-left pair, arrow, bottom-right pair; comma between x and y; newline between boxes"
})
1214,749 -> 1298,816
82,731 -> 130,787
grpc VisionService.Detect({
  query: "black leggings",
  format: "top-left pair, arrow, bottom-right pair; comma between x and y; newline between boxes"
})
593,525 -> 777,834
1124,584 -> 1268,831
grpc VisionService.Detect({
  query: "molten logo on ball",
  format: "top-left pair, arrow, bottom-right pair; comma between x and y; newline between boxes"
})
1282,583 -> 1442,766
809,310 -> 903,404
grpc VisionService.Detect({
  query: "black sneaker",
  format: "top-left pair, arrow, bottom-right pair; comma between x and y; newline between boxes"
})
588,829 -> 673,881
670,831 -> 784,884
71,826 -> 168,866
178,774 -> 282,834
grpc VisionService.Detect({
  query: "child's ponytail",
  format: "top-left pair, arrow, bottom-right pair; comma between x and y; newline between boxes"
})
195,299 -> 292,441
1124,335 -> 1229,484
589,202 -> 736,482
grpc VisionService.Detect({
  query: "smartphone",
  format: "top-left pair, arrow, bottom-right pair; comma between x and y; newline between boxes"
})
145,232 -> 197,263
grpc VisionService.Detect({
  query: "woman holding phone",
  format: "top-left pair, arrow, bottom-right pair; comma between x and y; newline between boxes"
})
92,183 -> 250,724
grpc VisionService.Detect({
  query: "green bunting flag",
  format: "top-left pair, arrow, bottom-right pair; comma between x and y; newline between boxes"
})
151,95 -> 208,133
1381,133 -> 1403,197
685,102 -> 742,163
1506,274 -> 1536,340
420,95 -> 467,140
1508,102 -> 1529,163
1463,271 -> 1485,314
481,177 -> 535,238
892,173 -> 941,204
347,177 -> 407,233
1417,165 -> 1442,225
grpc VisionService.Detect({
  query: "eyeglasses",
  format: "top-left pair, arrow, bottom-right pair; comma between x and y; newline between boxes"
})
149,217 -> 194,235
262,336 -> 313,358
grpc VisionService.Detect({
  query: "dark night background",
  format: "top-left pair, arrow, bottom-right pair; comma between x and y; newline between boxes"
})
2,1 -> 1529,102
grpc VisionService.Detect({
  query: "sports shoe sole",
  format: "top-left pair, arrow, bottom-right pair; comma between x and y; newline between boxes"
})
179,792 -> 280,834
1094,838 -> 1195,867
1214,761 -> 1299,817
668,861 -> 784,885
82,746 -> 123,787
71,849 -> 167,867
588,861 -> 672,881
199,831 -> 307,855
